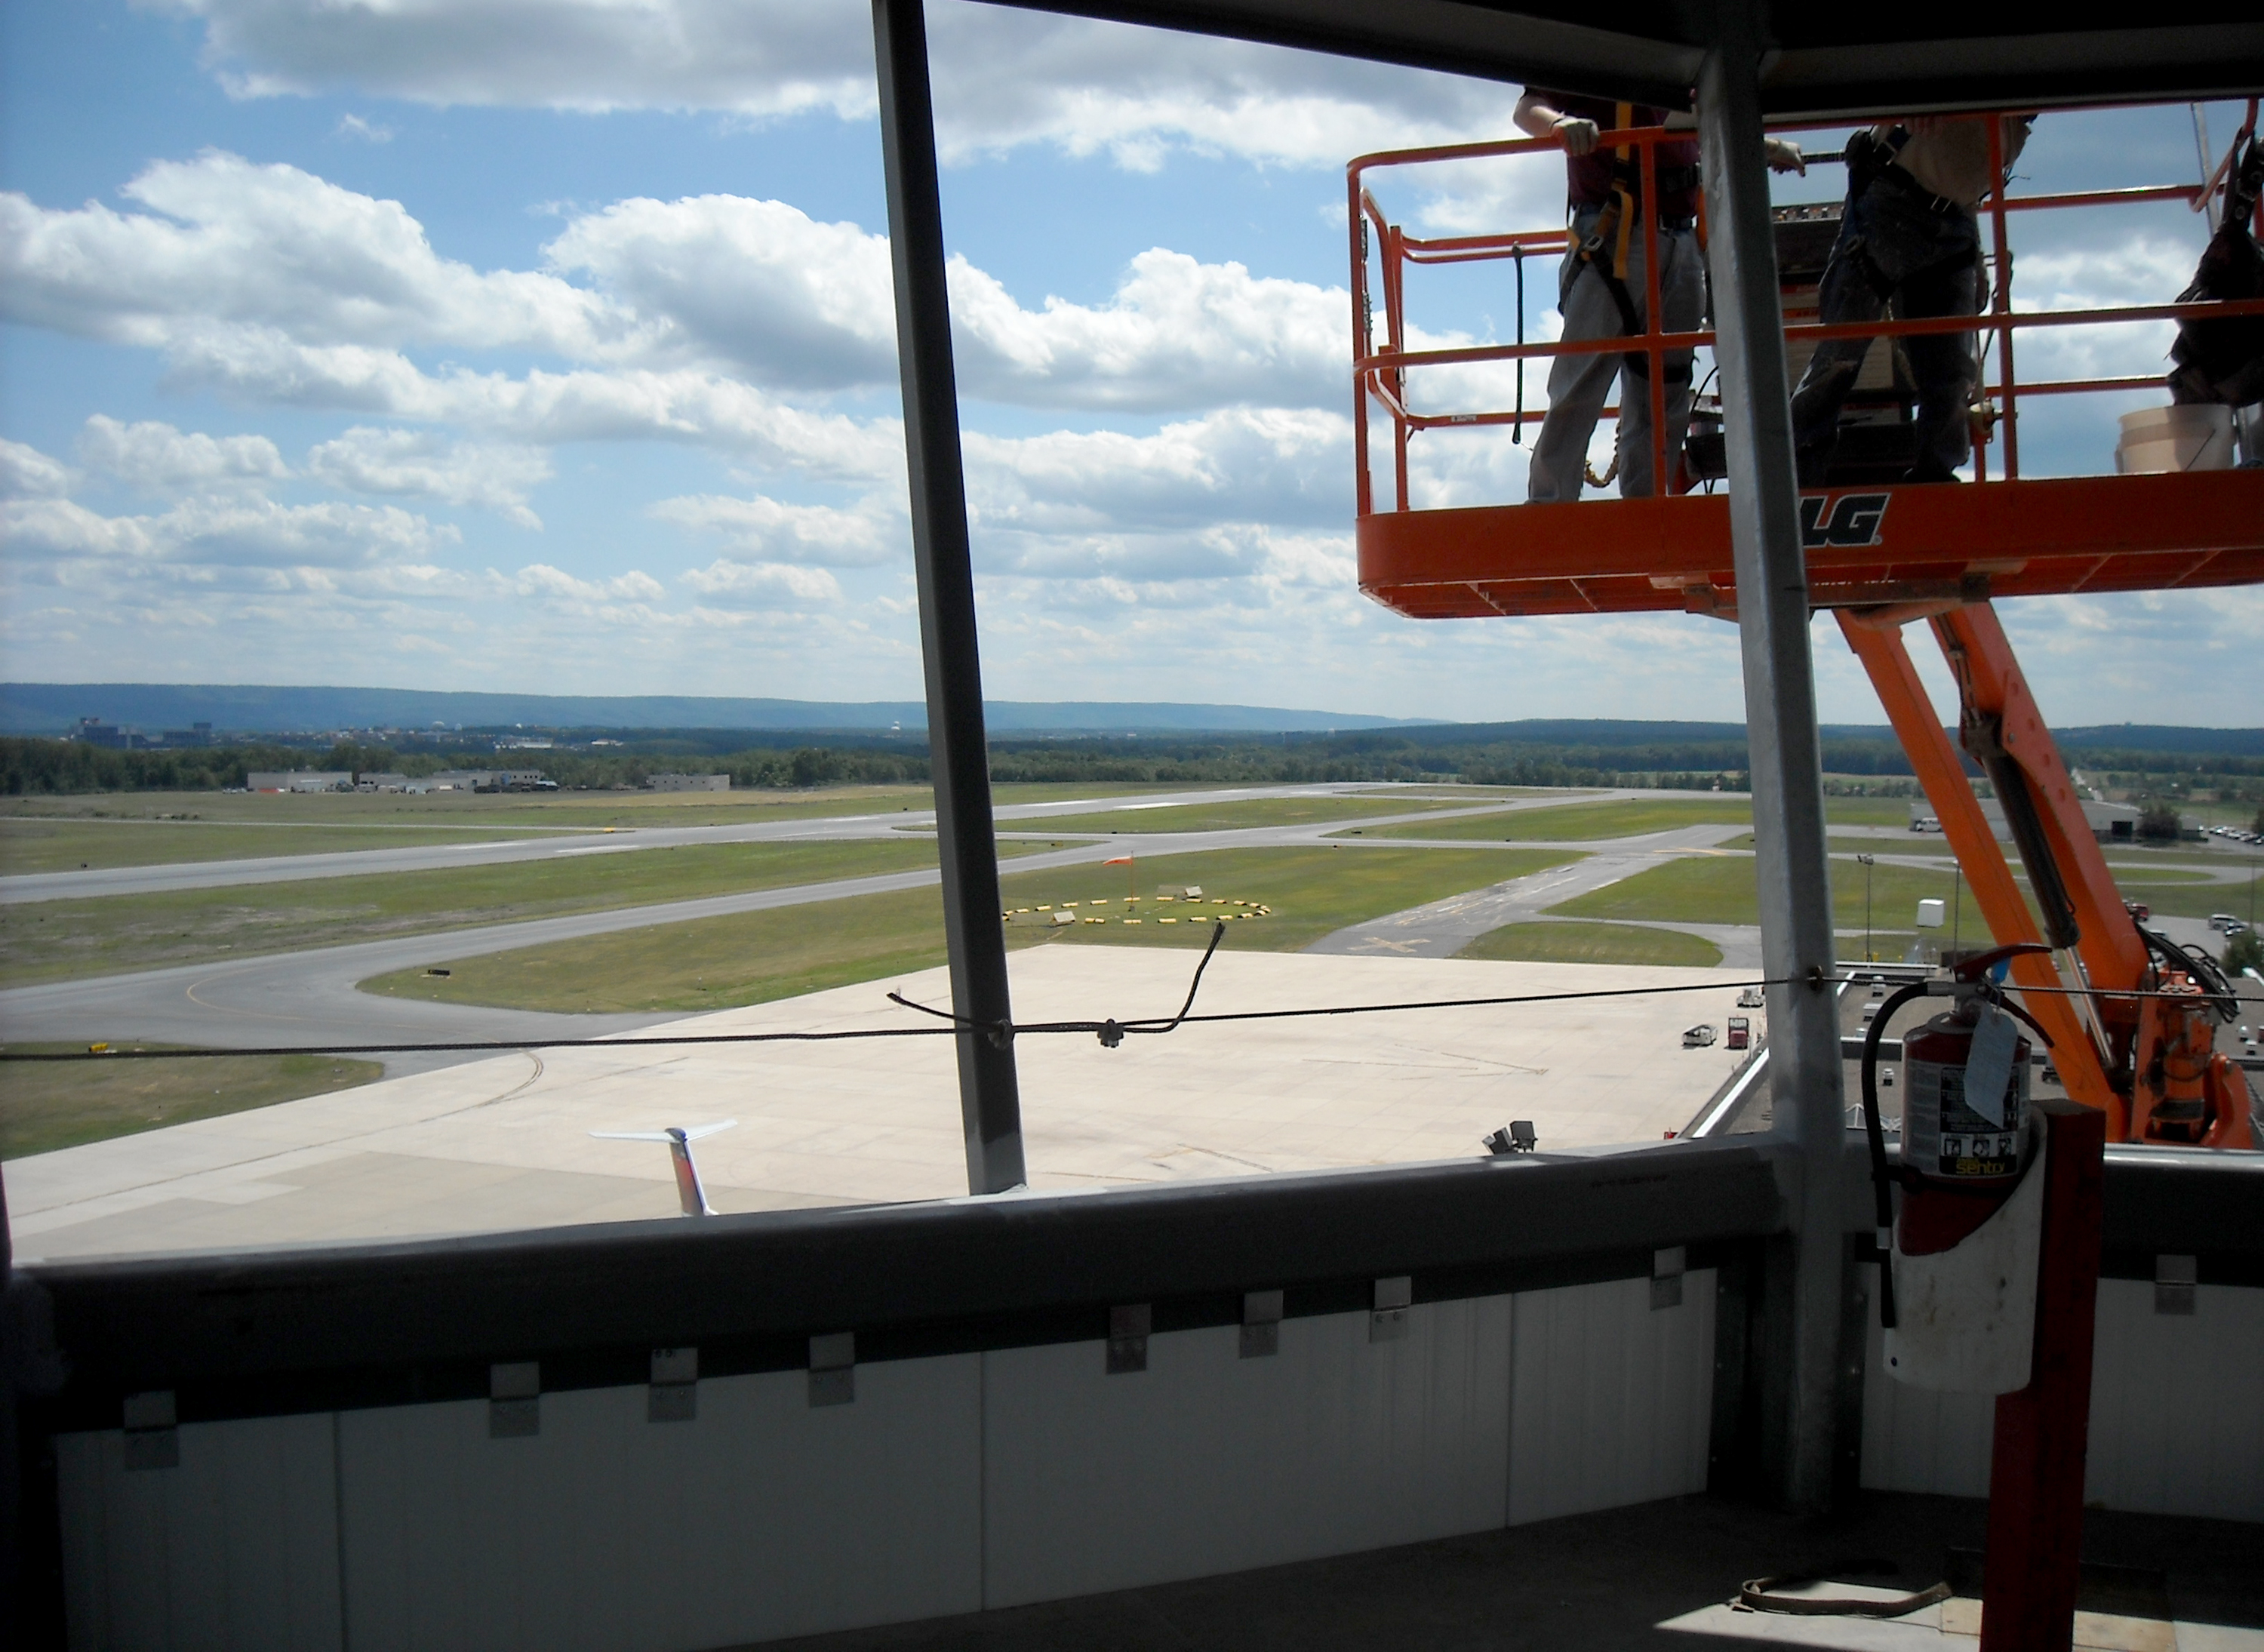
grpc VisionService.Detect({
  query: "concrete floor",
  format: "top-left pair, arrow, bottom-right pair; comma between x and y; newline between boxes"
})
6,946 -> 1761,1261
743,1492 -> 2264,1652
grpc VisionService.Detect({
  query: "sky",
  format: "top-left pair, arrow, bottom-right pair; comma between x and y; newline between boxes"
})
0,0 -> 2254,727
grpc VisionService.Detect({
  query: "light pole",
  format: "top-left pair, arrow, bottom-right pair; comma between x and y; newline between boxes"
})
1856,854 -> 1876,962
1951,863 -> 1964,961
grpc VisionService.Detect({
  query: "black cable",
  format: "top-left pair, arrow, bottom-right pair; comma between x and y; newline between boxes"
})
2138,924 -> 2238,1021
1859,980 -> 1932,1330
26,960 -> 2207,1069
12,961 -> 1817,1063
1513,248 -> 1526,444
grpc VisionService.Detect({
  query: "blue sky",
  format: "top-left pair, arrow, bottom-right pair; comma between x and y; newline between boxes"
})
1,0 -> 2254,725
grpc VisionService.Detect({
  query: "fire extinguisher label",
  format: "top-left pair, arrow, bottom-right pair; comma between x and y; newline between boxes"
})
1905,1056 -> 2028,1179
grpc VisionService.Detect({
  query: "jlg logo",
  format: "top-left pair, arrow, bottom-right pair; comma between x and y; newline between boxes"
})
1800,491 -> 1890,548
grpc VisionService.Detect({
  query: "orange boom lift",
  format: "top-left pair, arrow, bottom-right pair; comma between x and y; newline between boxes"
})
1347,101 -> 2262,1148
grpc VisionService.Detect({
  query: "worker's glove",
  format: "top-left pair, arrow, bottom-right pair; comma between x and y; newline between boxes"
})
1764,137 -> 1807,175
1552,115 -> 1600,155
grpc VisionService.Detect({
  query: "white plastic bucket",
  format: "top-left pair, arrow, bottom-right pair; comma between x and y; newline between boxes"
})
2115,405 -> 2235,473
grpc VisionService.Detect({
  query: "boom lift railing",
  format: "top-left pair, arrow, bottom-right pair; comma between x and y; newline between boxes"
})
1349,100 -> 2263,507
1348,102 -> 2262,1150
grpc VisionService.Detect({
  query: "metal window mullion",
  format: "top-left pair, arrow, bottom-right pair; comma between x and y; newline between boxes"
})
872,0 -> 1025,1195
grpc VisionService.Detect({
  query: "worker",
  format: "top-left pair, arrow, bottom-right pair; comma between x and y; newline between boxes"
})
1515,89 -> 1804,502
1791,113 -> 2035,485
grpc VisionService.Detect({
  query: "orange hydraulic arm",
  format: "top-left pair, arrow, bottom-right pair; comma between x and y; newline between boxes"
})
1841,601 -> 2255,1149
1838,608 -> 2122,1126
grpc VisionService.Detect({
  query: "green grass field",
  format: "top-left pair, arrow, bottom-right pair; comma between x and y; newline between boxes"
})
1455,921 -> 1723,968
0,1043 -> 385,1159
1725,829 -> 2236,875
0,817 -> 564,875
0,838 -> 972,987
365,844 -> 1580,1014
1365,795 -> 1915,844
1551,854 -> 1976,931
990,795 -> 1484,836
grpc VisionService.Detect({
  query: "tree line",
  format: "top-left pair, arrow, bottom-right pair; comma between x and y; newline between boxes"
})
5,728 -> 2259,808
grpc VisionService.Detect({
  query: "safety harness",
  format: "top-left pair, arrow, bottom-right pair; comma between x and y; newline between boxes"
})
1573,102 -> 1700,386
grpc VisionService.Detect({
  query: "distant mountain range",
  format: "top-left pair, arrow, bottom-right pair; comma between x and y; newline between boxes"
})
3,685 -> 2257,754
0,684 -> 1435,737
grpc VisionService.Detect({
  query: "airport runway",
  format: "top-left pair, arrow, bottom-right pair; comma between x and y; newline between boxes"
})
0,783 -> 1634,903
0,792 -> 1629,1071
8,786 -> 2250,1078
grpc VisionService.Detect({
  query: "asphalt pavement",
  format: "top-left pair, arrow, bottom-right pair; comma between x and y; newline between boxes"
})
8,786 -> 2252,1078
0,790 -> 1634,1072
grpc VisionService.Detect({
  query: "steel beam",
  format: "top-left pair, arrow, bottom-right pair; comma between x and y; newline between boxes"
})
1698,15 -> 1849,1515
872,0 -> 1026,1195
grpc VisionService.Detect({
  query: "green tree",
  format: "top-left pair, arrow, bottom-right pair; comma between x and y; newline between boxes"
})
2224,928 -> 2261,976
2137,801 -> 2182,841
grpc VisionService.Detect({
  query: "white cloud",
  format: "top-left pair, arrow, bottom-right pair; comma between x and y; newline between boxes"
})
543,194 -> 899,389
76,414 -> 288,491
5,157 -> 1354,460
650,491 -> 902,566
0,152 -> 637,358
334,114 -> 393,142
2010,236 -> 2201,386
681,557 -> 844,603
2,491 -> 457,570
2,497 -> 158,560
513,562 -> 666,601
950,248 -> 1340,411
151,1 -> 1509,170
967,406 -> 1348,540
0,438 -> 75,499
305,426 -> 552,525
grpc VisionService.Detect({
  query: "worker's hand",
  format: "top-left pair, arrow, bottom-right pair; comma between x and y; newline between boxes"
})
1764,137 -> 1807,174
1552,115 -> 1600,155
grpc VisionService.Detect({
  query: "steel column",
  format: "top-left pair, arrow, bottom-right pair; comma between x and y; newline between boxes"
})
1699,19 -> 1849,1515
1982,1100 -> 2107,1652
872,0 -> 1026,1195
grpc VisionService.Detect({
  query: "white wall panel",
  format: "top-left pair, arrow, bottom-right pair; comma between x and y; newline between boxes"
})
337,1355 -> 983,1652
2085,1281 -> 2264,1523
1506,1270 -> 1716,1525
57,1414 -> 343,1652
981,1299 -> 1513,1609
1859,1273 -> 2264,1521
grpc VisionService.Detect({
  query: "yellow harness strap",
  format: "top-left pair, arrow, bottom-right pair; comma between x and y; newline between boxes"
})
1610,101 -> 1638,275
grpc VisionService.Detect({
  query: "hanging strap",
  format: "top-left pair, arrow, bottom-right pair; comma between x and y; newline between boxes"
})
1739,1577 -> 1954,1619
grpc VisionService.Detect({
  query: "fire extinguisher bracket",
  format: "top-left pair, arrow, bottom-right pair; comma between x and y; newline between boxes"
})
1884,1113 -> 2047,1395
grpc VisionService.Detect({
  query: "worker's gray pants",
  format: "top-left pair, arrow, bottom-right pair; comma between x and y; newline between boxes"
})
1527,221 -> 1705,502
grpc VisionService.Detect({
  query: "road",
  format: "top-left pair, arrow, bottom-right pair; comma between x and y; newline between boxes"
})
1309,825 -> 1767,964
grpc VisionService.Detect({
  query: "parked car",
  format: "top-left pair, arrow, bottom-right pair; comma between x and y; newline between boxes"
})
1682,1024 -> 1718,1049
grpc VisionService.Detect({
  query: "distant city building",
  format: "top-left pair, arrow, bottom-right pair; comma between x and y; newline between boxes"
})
69,717 -> 125,749
494,737 -> 554,750
161,722 -> 214,747
411,768 -> 555,792
646,773 -> 730,792
355,773 -> 412,792
247,771 -> 355,793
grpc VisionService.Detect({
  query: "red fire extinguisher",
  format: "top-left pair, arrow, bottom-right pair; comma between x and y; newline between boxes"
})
1859,943 -> 2056,1331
